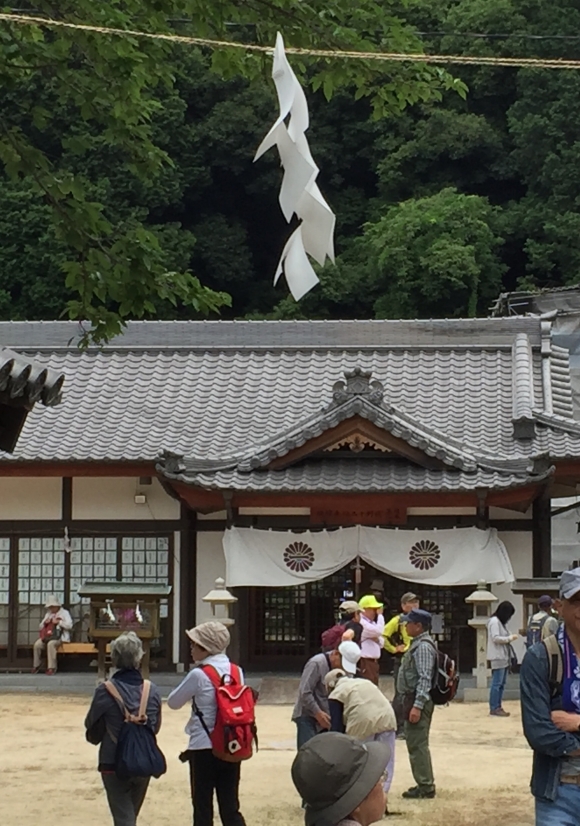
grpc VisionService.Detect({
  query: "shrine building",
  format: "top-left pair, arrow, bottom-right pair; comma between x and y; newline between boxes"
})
1,317 -> 579,673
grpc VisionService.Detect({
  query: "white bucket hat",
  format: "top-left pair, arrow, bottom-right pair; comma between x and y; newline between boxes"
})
44,595 -> 62,608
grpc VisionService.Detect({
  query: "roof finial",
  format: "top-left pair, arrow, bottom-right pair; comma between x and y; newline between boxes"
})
332,367 -> 384,406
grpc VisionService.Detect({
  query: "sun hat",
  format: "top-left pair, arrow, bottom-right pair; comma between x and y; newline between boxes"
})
186,621 -> 230,655
324,668 -> 347,691
358,594 -> 383,610
338,640 -> 361,675
44,595 -> 62,608
402,608 -> 432,627
292,732 -> 390,826
339,600 -> 360,615
560,568 -> 580,600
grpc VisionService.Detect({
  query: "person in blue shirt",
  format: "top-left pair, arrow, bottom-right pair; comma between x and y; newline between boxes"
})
521,567 -> 580,825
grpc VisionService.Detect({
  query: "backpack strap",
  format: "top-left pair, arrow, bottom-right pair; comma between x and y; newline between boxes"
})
104,679 -> 148,724
543,634 -> 563,697
104,680 -> 130,721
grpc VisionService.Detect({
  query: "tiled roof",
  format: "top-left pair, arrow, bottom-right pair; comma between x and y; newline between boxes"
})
162,459 -> 553,493
0,319 -> 578,491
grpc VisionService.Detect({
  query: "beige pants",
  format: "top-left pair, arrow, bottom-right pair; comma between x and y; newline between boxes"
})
33,638 -> 62,670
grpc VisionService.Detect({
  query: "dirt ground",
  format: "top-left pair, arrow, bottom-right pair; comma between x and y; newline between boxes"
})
0,695 -> 534,826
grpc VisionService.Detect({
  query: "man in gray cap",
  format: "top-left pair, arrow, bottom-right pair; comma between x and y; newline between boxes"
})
292,731 -> 390,826
396,608 -> 437,799
521,567 -> 580,825
167,621 -> 247,826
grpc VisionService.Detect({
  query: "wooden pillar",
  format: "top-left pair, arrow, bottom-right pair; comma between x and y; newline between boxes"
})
533,488 -> 552,578
476,489 -> 489,530
179,505 -> 197,667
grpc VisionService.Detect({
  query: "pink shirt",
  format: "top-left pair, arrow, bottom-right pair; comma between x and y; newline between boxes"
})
360,614 -> 384,659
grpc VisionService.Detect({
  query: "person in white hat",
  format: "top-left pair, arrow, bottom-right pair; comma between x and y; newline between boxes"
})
167,621 -> 247,826
32,595 -> 73,675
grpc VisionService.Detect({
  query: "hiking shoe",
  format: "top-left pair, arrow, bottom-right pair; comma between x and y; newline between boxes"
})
490,708 -> 510,717
402,787 -> 436,799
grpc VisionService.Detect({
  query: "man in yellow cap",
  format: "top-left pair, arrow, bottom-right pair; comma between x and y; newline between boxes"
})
358,595 -> 385,686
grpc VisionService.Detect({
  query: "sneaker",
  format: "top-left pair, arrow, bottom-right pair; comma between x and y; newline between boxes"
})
46,669 -> 56,676
402,787 -> 436,799
490,708 -> 510,717
396,731 -> 406,741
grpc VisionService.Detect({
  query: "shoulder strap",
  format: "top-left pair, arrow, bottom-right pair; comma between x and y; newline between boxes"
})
543,633 -> 563,692
138,680 -> 151,720
104,680 -> 129,720
200,664 -> 222,688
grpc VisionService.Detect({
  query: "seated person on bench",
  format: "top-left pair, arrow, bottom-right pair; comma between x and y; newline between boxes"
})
32,595 -> 73,675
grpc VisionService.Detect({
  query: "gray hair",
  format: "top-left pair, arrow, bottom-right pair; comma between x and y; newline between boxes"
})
110,631 -> 144,669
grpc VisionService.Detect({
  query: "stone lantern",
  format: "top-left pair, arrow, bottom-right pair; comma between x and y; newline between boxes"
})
463,580 -> 497,702
202,577 -> 238,627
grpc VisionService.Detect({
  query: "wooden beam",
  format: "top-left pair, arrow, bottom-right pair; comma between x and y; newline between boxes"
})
0,461 -> 156,477
533,487 -> 552,577
267,417 -> 444,470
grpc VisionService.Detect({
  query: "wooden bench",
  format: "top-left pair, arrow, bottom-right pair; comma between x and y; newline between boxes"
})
59,642 -> 110,655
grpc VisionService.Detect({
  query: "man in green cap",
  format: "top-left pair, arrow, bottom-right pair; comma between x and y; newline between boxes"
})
292,731 -> 390,826
358,594 -> 385,686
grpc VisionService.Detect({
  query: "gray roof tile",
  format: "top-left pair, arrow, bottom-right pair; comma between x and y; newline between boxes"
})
161,459 -> 552,493
0,319 -> 577,473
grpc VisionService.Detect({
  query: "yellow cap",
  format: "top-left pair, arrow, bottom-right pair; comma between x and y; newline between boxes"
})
359,594 -> 383,609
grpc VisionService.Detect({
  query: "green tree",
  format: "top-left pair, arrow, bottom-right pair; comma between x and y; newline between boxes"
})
272,188 -> 505,319
0,1 -> 464,341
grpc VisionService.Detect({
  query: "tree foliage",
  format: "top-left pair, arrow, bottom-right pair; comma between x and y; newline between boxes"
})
0,1 -> 463,341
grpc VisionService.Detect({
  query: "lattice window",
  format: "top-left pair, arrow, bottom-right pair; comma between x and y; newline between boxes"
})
121,537 -> 169,584
69,537 -> 119,641
0,538 -> 9,650
17,537 -> 66,645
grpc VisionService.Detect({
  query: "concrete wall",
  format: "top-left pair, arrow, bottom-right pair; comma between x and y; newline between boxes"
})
72,477 -> 180,520
499,531 -> 533,662
0,477 -> 61,519
196,531 -> 227,625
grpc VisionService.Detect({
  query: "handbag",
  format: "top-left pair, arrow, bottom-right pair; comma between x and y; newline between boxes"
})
507,643 -> 518,674
40,622 -> 62,642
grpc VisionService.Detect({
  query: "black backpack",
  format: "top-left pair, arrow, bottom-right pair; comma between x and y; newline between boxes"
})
425,640 -> 460,705
544,634 -> 564,698
104,679 -> 167,780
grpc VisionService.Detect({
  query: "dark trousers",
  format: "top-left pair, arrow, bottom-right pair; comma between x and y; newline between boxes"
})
391,657 -> 405,733
294,715 -> 319,750
404,699 -> 435,792
189,749 -> 246,826
359,657 -> 380,686
101,773 -> 150,826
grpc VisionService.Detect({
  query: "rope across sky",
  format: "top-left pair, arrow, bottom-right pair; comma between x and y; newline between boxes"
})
2,11 -> 580,71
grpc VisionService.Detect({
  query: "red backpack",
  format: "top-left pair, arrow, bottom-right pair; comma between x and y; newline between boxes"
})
196,664 -> 258,762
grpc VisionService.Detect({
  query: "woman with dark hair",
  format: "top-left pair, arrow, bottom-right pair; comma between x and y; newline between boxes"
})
487,601 -> 519,717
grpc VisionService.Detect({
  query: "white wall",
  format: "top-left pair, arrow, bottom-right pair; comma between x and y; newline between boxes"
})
196,531 -> 227,624
72,477 -> 180,520
498,531 -> 533,662
0,477 -> 61,519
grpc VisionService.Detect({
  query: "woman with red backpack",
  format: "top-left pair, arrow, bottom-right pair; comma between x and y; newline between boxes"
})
168,621 -> 256,826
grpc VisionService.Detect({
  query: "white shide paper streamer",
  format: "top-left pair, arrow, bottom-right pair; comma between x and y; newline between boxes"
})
254,32 -> 336,301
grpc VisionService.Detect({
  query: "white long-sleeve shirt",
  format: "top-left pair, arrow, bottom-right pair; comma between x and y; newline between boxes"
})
167,653 -> 244,750
360,614 -> 384,659
39,608 -> 73,642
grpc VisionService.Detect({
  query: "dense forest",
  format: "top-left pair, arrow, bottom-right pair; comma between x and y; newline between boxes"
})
2,1 -> 580,334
